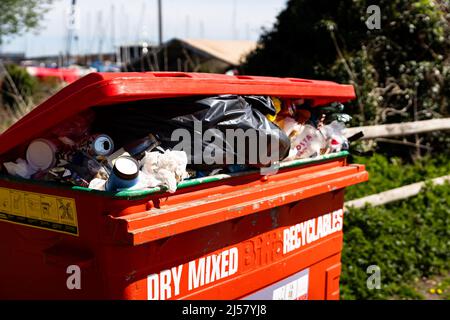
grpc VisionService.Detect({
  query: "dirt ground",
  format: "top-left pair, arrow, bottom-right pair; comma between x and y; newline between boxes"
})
413,273 -> 450,300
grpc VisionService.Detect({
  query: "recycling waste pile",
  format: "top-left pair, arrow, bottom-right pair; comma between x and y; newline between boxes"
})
2,95 -> 357,193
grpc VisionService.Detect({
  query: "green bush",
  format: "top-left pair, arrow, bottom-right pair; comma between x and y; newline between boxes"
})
1,63 -> 37,110
341,182 -> 450,299
242,0 -> 450,125
241,0 -> 450,155
346,153 -> 450,200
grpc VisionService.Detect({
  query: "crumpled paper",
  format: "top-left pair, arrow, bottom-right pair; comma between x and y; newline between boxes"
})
140,149 -> 189,193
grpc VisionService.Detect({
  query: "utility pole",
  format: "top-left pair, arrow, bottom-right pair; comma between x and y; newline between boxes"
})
158,0 -> 163,45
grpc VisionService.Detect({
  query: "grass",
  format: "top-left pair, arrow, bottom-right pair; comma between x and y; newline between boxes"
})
0,67 -> 63,133
0,102 -> 35,133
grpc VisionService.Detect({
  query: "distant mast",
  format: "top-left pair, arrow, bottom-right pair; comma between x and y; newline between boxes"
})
65,0 -> 77,66
158,0 -> 163,46
110,4 -> 116,63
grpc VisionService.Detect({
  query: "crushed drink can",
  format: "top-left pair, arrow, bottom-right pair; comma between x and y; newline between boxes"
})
79,134 -> 115,157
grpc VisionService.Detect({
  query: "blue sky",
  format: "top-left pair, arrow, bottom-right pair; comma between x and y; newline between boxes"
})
1,0 -> 287,57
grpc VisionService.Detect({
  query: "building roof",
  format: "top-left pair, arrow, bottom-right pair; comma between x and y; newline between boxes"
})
172,38 -> 258,65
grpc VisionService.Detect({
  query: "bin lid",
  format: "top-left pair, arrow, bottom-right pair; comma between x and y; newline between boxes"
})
0,72 -> 355,156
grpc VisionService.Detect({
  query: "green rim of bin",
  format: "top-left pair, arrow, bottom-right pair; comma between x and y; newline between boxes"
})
0,151 -> 349,200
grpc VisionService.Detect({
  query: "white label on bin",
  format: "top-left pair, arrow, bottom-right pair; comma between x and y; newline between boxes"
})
242,268 -> 309,300
272,271 -> 308,300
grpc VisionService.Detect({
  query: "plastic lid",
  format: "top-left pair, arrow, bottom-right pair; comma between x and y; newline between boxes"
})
26,139 -> 57,171
113,156 -> 139,180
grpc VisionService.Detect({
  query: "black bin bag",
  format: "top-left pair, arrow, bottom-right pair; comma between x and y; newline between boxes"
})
93,95 -> 290,169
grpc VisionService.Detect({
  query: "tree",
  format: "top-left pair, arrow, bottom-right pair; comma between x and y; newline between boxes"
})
0,0 -> 53,112
241,0 -> 450,125
0,0 -> 53,43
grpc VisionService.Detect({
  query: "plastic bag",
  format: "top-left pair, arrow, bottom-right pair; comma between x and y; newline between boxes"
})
3,158 -> 37,179
93,95 -> 290,169
320,121 -> 349,153
275,116 -> 304,138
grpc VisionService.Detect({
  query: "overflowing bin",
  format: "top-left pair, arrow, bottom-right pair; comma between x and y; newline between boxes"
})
0,72 -> 368,299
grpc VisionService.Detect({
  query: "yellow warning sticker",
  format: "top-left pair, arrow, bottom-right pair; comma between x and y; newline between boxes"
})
0,187 -> 78,236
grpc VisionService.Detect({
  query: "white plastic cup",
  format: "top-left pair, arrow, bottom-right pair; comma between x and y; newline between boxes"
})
26,139 -> 58,171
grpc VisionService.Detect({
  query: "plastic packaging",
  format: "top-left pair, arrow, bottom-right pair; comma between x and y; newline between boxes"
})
3,158 -> 37,179
286,125 -> 327,160
320,121 -> 349,153
328,113 -> 352,124
275,116 -> 304,138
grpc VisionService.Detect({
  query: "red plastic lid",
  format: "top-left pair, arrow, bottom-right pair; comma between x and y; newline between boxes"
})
0,72 -> 355,156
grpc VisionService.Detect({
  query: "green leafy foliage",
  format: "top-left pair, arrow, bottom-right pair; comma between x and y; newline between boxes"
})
345,153 -> 450,200
241,0 -> 450,155
341,152 -> 450,299
0,0 -> 53,42
1,63 -> 37,110
0,65 -> 62,133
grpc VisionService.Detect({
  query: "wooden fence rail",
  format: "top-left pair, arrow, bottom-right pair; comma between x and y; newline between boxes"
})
344,174 -> 450,210
344,118 -> 450,140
